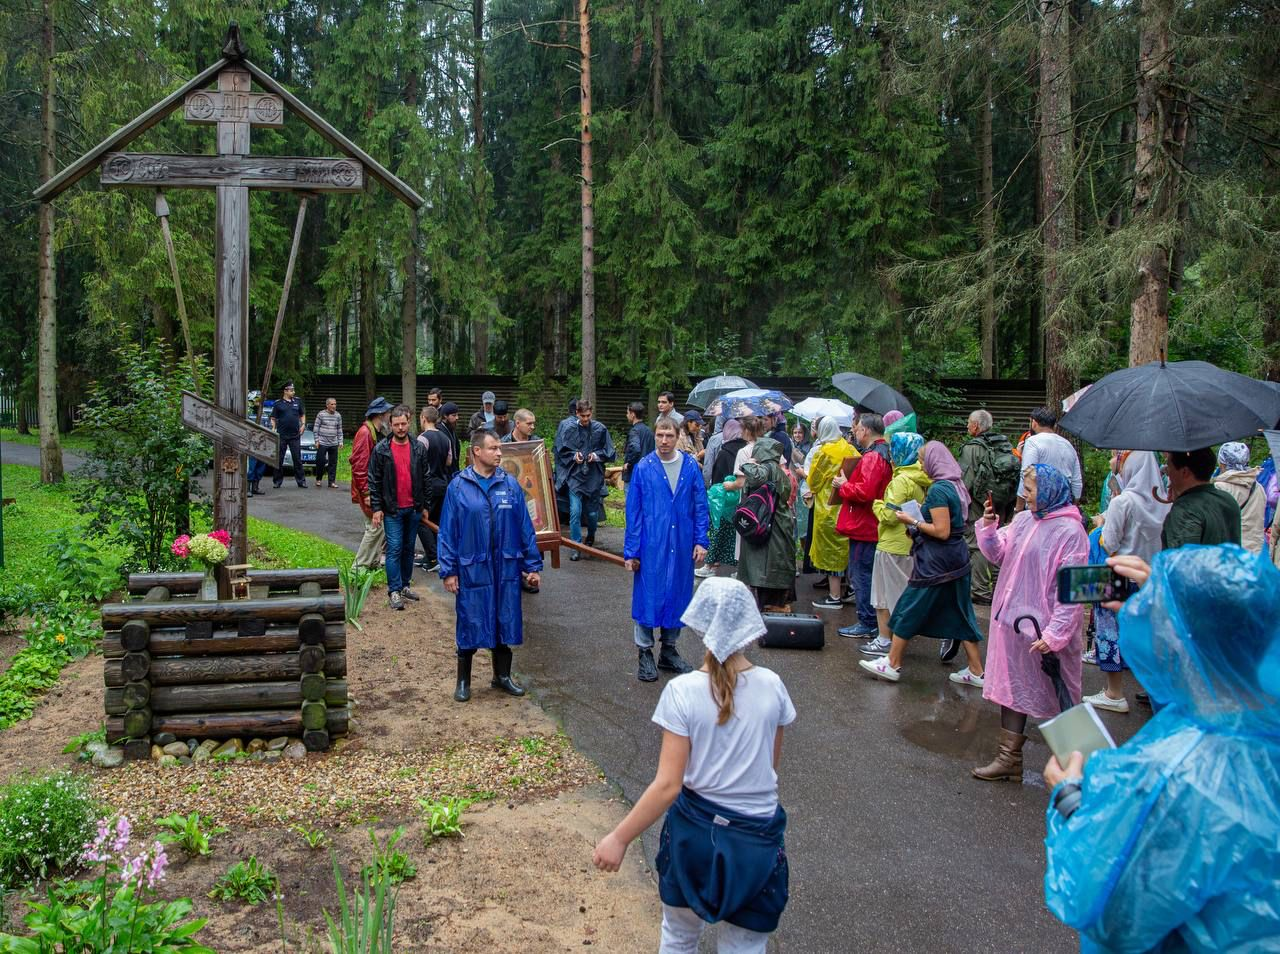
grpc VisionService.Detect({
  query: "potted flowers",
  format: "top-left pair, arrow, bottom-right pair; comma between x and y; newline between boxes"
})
172,529 -> 232,600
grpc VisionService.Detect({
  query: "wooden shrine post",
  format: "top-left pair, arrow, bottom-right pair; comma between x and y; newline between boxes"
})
33,24 -> 423,583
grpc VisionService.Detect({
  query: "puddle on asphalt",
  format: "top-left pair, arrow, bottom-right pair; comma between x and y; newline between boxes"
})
898,689 -> 1050,788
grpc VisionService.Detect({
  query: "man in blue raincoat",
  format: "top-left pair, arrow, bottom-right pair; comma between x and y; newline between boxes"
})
1041,545 -> 1280,952
624,418 -> 710,682
438,428 -> 543,703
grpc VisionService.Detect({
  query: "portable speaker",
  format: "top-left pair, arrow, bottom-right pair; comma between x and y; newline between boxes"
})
759,613 -> 825,650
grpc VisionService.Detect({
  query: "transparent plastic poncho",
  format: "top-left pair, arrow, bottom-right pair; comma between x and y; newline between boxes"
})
1043,545 -> 1280,952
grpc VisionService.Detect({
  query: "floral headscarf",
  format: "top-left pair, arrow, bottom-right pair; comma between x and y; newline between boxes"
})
1030,463 -> 1073,519
890,432 -> 924,467
721,418 -> 744,443
1217,442 -> 1251,473
883,410 -> 904,427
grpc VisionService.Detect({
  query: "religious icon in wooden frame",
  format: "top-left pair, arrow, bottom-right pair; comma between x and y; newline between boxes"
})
498,439 -> 561,542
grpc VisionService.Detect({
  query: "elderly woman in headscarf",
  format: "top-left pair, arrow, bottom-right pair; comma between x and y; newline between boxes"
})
970,463 -> 1088,782
1042,545 -> 1280,952
860,441 -> 985,686
1212,442 -> 1264,555
806,417 -> 858,609
1086,451 -> 1169,712
702,418 -> 748,575
736,433 -> 798,611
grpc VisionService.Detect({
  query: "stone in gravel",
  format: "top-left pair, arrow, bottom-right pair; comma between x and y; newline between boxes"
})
266,737 -> 290,752
177,755 -> 192,765
197,739 -> 219,755
212,739 -> 244,757
185,739 -> 199,754
250,751 -> 266,762
262,750 -> 283,762
151,745 -> 164,761
158,754 -> 179,768
85,740 -> 109,757
92,747 -> 125,769
192,747 -> 210,764
153,732 -> 177,746
162,742 -> 189,757
283,741 -> 307,760
246,738 -> 267,754
332,738 -> 349,753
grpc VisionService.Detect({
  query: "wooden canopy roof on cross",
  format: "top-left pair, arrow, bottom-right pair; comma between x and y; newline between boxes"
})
33,23 -> 423,582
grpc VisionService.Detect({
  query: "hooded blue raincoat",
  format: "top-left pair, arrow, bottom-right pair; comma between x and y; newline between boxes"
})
437,466 -> 543,651
1043,544 -> 1280,952
624,451 -> 710,629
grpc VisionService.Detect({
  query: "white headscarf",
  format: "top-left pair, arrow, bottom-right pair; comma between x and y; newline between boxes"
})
681,578 -> 767,663
816,416 -> 843,446
1103,451 -> 1170,562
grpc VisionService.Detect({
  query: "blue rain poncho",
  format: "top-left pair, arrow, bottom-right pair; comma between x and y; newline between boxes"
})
1043,544 -> 1280,952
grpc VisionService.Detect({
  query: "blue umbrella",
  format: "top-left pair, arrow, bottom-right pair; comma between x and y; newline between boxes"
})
705,388 -> 793,417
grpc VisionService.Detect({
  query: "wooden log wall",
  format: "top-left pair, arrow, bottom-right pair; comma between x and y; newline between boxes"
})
102,570 -> 349,754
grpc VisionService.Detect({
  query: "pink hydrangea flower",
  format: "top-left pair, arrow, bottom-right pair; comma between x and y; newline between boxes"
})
209,528 -> 231,547
171,534 -> 191,558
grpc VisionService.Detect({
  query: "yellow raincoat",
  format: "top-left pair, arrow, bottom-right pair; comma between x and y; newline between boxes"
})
808,425 -> 858,573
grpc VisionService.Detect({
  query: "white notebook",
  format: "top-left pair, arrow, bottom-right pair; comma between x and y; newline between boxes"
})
1039,702 -> 1118,764
900,500 -> 924,523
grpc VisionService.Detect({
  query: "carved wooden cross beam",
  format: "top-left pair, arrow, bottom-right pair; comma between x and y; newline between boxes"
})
101,153 -> 364,192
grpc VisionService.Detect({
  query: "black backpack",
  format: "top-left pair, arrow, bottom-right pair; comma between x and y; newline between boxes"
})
734,481 -> 777,545
968,433 -> 1020,514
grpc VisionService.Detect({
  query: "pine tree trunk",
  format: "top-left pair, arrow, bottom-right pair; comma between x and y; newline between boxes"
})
579,0 -> 596,405
401,215 -> 418,414
1039,0 -> 1075,413
1128,0 -> 1180,367
878,270 -> 904,390
359,266 -> 376,403
338,284 -> 349,373
472,0 -> 491,372
37,0 -> 62,484
979,66 -> 996,379
652,4 -> 663,120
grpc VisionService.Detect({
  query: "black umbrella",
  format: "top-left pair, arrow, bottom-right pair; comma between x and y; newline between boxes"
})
830,372 -> 914,416
1058,359 -> 1280,452
1014,615 -> 1073,714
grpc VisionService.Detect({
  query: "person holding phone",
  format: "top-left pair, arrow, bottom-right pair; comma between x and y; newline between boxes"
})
971,464 -> 1088,782
1041,545 -> 1280,951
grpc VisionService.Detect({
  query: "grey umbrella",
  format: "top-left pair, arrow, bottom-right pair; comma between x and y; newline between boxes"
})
830,372 -> 914,416
686,375 -> 757,410
1059,360 -> 1280,451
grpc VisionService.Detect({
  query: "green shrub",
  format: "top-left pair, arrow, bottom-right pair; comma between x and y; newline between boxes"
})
0,650 -> 67,729
44,530 -> 123,602
418,796 -> 470,843
209,857 -> 277,906
154,813 -> 227,857
21,592 -> 100,661
0,773 -> 99,888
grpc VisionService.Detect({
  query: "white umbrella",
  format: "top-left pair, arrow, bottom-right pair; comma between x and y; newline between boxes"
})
790,397 -> 854,427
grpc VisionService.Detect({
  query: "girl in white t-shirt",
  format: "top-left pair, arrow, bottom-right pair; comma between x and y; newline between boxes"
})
593,577 -> 796,953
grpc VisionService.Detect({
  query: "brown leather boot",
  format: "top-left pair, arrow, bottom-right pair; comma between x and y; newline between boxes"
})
971,729 -> 1026,782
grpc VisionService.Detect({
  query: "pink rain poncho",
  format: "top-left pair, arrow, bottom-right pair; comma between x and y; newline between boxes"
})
976,508 -> 1089,719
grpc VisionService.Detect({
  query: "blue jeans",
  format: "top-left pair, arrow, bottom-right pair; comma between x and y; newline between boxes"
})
634,624 -> 682,650
248,457 -> 268,483
569,492 -> 598,543
847,540 -> 877,629
382,507 -> 421,594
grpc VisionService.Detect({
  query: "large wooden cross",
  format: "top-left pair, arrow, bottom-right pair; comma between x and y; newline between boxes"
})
34,24 -> 423,584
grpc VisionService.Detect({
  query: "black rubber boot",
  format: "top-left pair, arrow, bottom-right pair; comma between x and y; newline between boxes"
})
454,653 -> 473,703
657,642 -> 693,674
637,648 -> 659,682
490,646 -> 525,696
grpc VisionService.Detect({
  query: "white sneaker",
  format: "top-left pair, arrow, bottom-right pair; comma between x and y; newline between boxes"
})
858,657 -> 901,683
1084,690 -> 1129,713
949,667 -> 984,688
694,565 -> 715,579
1082,649 -> 1098,666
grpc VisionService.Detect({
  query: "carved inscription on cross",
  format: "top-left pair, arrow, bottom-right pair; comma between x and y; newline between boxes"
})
98,64 -> 366,573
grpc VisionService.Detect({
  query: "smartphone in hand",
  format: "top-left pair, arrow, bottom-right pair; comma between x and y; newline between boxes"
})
1056,565 -> 1140,604
884,502 -> 902,512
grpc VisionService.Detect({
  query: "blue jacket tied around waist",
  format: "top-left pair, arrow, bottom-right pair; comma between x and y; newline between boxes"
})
657,787 -> 789,934
437,466 -> 543,651
624,452 -> 710,629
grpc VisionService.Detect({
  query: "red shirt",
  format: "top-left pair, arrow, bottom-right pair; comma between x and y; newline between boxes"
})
390,439 -> 414,509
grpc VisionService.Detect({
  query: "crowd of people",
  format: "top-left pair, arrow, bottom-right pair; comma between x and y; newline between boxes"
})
248,381 -> 1279,951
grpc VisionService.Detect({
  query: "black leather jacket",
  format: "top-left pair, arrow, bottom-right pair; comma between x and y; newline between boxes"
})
367,436 -> 429,514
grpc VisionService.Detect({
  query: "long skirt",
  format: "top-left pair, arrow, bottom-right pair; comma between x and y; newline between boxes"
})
708,521 -> 738,567
889,573 -> 984,642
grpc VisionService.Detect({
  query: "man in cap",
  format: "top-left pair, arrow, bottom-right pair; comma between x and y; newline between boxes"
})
351,397 -> 391,569
469,391 -> 498,432
439,402 -> 462,480
490,400 -> 513,440
271,381 -> 307,488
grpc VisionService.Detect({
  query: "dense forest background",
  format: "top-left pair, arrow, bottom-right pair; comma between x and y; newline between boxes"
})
2,0 -> 1277,440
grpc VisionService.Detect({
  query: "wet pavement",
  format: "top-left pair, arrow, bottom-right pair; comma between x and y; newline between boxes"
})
5,442 -> 1151,951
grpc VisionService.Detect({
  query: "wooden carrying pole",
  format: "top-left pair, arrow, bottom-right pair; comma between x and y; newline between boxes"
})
154,190 -> 197,379
258,194 -> 310,402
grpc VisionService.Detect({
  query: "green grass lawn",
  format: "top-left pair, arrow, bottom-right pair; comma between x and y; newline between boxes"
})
0,428 -> 95,453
